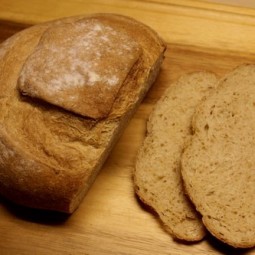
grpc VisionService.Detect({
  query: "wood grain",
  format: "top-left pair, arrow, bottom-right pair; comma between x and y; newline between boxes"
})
2,0 -> 255,54
0,1 -> 255,254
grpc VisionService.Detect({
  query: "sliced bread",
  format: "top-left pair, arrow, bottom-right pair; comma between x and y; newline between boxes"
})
181,64 -> 255,248
134,72 -> 218,241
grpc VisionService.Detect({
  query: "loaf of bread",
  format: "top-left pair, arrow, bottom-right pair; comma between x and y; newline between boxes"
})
134,72 -> 218,241
181,64 -> 255,248
0,14 -> 166,213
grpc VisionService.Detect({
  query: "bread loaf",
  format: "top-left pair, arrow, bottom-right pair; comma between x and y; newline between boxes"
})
181,64 -> 255,248
0,13 -> 166,213
134,72 -> 218,241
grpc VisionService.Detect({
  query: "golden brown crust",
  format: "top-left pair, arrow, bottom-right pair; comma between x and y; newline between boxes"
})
0,13 -> 166,212
18,18 -> 142,119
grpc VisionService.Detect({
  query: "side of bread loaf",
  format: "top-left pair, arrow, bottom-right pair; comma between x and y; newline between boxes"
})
134,72 -> 218,241
0,14 -> 166,212
181,64 -> 255,248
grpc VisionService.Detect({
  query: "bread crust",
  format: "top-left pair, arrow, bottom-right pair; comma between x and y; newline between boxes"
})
18,17 -> 143,119
0,13 -> 166,212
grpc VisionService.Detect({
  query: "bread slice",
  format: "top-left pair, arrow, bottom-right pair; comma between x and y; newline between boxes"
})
0,14 -> 166,213
181,64 -> 255,248
134,72 -> 218,241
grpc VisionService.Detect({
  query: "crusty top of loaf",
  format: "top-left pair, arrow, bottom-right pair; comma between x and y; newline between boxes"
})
181,64 -> 255,248
0,14 -> 166,212
18,18 -> 142,119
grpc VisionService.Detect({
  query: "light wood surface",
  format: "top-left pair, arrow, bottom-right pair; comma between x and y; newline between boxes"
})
0,1 -> 255,254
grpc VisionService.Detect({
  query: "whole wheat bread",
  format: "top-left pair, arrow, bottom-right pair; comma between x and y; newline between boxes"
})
181,64 -> 255,248
134,72 -> 218,241
0,14 -> 166,213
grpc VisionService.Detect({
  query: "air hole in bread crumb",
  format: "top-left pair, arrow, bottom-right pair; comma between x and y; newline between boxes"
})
210,105 -> 215,115
143,188 -> 148,193
206,191 -> 215,196
204,124 -> 209,131
219,232 -> 224,237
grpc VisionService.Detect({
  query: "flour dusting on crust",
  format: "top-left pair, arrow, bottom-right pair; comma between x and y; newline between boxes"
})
18,18 -> 142,118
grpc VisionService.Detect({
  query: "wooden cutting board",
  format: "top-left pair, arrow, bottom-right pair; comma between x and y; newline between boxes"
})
0,0 -> 255,254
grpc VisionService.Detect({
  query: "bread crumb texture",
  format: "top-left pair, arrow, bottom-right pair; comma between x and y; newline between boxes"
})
134,72 -> 218,241
181,64 -> 255,248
